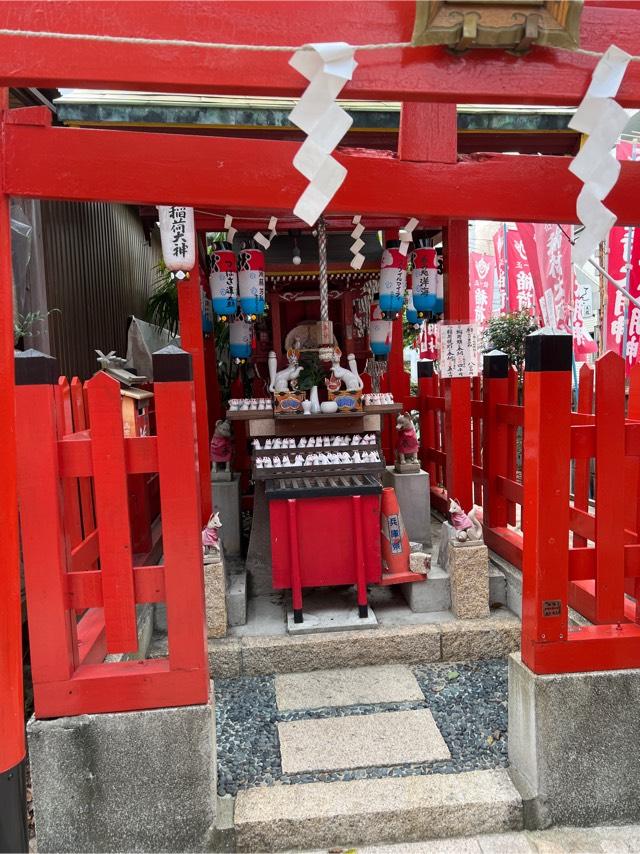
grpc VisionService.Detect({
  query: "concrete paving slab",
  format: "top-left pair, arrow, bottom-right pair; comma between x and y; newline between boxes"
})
286,604 -> 378,635
277,708 -> 450,773
275,664 -> 423,710
235,768 -> 522,852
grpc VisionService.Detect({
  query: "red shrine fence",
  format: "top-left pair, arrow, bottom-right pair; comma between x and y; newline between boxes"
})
416,336 -> 640,675
15,347 -> 209,718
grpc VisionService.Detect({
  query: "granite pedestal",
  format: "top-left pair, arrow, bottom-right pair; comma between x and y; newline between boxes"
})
382,467 -> 432,547
509,653 -> 640,829
211,472 -> 241,556
28,693 -> 216,852
204,554 -> 227,638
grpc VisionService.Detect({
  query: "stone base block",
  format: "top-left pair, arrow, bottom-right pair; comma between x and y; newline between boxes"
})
449,542 -> 490,620
205,556 -> 227,638
509,653 -> 640,829
226,568 -> 247,627
382,467 -> 432,547
246,481 -> 273,595
401,565 -> 451,613
28,696 -> 216,853
211,472 -> 241,556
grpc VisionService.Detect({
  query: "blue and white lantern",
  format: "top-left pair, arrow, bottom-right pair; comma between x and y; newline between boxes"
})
237,248 -> 266,319
369,302 -> 393,356
209,246 -> 238,319
406,273 -> 420,325
229,318 -> 253,362
378,246 -> 407,318
411,247 -> 438,315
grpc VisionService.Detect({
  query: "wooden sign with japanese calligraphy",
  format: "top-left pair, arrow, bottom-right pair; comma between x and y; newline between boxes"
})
439,324 -> 479,378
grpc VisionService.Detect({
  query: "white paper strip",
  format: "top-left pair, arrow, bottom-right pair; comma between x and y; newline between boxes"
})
399,217 -> 419,256
289,42 -> 358,226
350,214 -> 365,269
224,214 -> 237,245
568,45 -> 632,266
253,216 -> 278,250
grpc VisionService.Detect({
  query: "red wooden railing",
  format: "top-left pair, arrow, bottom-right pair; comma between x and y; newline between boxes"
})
16,347 -> 209,718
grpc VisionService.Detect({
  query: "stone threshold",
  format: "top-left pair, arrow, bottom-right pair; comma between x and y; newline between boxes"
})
233,768 -> 522,852
208,610 -> 521,678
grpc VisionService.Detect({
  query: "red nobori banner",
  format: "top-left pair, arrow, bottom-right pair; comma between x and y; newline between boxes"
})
492,228 -> 508,315
419,321 -> 439,361
607,225 -> 640,372
469,251 -> 496,327
506,230 -> 536,314
531,224 -> 573,332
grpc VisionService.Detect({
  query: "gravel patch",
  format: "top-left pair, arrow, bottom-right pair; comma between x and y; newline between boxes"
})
215,659 -> 508,796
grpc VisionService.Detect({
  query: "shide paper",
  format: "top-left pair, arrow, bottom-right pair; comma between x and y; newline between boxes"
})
350,214 -> 365,269
569,45 -> 632,266
289,42 -> 358,225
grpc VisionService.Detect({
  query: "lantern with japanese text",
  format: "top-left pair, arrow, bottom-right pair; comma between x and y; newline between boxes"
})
229,317 -> 253,362
378,243 -> 407,318
158,206 -> 196,277
237,247 -> 266,319
411,247 -> 438,315
210,244 -> 238,319
369,302 -> 393,356
435,248 -> 444,314
406,272 -> 420,326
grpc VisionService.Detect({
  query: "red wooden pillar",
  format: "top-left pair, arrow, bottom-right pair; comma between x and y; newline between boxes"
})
443,219 -> 473,512
482,350 -> 510,530
178,272 -> 212,524
417,360 -> 436,481
0,90 -> 28,852
521,332 -> 572,672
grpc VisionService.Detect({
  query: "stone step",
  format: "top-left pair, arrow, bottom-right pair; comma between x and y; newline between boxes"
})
401,565 -> 507,613
234,768 -> 523,852
208,610 -> 520,678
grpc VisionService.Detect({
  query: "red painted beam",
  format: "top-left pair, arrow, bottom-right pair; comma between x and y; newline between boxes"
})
8,123 -> 640,224
1,3 -> 640,106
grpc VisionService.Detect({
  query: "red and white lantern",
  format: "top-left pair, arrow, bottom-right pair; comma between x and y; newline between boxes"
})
411,248 -> 438,315
369,302 -> 393,356
379,245 -> 407,317
210,246 -> 238,319
238,248 -> 266,319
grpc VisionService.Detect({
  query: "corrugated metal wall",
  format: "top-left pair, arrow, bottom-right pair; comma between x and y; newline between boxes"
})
41,201 -> 161,379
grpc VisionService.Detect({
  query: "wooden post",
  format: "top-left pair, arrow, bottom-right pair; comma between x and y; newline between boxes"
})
443,219 -> 473,512
521,332 -> 572,671
152,346 -> 208,677
482,350 -> 510,530
177,271 -> 212,524
594,351 -> 625,624
417,360 -> 436,480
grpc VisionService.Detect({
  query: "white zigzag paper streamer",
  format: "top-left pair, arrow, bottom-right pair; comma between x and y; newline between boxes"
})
350,214 -> 365,269
224,214 -> 237,244
253,216 -> 278,250
288,42 -> 358,226
569,45 -> 632,266
399,217 -> 419,256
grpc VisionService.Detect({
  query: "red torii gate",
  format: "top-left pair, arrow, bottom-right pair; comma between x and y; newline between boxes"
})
2,1 -> 640,848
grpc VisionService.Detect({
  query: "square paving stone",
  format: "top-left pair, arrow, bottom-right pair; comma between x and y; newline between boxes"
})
275,665 -> 424,711
277,708 -> 451,773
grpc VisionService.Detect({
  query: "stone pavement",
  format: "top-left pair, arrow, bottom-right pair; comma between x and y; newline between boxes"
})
300,824 -> 640,852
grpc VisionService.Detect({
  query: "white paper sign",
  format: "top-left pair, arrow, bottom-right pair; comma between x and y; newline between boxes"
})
158,206 -> 196,272
439,324 -> 479,379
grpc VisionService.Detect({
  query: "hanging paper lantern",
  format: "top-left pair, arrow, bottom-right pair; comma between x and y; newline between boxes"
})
406,272 -> 420,325
411,248 -> 438,315
237,248 -> 266,319
158,206 -> 196,276
229,318 -> 253,362
209,245 -> 238,319
378,243 -> 407,318
434,247 -> 444,314
369,302 -> 393,356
